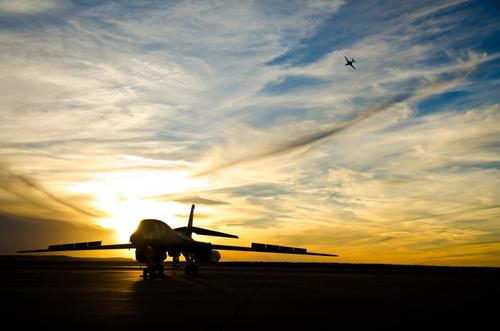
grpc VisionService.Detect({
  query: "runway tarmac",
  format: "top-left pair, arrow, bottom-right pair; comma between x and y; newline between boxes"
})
2,257 -> 499,329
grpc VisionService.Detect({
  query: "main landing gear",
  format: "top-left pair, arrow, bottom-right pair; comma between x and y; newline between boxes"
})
184,254 -> 199,276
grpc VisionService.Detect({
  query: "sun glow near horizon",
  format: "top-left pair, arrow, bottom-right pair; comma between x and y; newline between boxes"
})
70,169 -> 209,242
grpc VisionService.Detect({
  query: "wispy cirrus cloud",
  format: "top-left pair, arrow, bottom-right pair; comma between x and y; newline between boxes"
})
196,51 -> 488,176
0,163 -> 114,254
0,163 -> 104,220
0,0 -> 63,14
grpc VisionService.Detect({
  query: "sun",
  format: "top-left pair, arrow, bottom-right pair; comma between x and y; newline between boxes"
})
70,169 -> 207,242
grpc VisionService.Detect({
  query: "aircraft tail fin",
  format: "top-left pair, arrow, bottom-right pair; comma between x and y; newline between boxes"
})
174,204 -> 238,239
187,204 -> 195,238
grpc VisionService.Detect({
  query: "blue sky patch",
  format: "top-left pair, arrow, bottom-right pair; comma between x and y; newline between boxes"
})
261,75 -> 327,95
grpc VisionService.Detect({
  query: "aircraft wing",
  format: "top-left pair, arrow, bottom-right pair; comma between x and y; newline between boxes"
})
344,56 -> 349,62
17,241 -> 133,253
211,242 -> 337,257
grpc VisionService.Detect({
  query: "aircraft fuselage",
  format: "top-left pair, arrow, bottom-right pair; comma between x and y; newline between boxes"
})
129,219 -> 213,269
130,219 -> 193,248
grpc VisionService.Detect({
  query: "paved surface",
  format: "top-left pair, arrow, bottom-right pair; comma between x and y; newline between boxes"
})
2,260 -> 499,329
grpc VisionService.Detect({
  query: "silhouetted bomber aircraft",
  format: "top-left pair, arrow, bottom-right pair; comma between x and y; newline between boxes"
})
345,56 -> 356,69
18,205 -> 337,278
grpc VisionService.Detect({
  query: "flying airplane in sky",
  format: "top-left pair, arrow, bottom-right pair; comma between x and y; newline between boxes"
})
345,56 -> 356,69
18,204 -> 337,278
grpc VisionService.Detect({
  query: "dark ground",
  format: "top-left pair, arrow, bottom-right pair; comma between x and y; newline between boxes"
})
1,256 -> 499,330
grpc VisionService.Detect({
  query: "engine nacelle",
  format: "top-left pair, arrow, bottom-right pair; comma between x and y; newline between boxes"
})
194,249 -> 221,263
209,250 -> 221,263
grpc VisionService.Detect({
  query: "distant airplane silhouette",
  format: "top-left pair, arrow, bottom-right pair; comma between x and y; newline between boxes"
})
345,56 -> 356,69
18,204 -> 337,278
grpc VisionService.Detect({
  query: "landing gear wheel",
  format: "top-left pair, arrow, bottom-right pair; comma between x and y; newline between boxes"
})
143,265 -> 165,279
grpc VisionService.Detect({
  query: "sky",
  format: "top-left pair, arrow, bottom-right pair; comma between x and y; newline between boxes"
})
1,0 -> 499,266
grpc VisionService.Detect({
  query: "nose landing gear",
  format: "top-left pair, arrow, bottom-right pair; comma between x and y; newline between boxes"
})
142,264 -> 165,279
